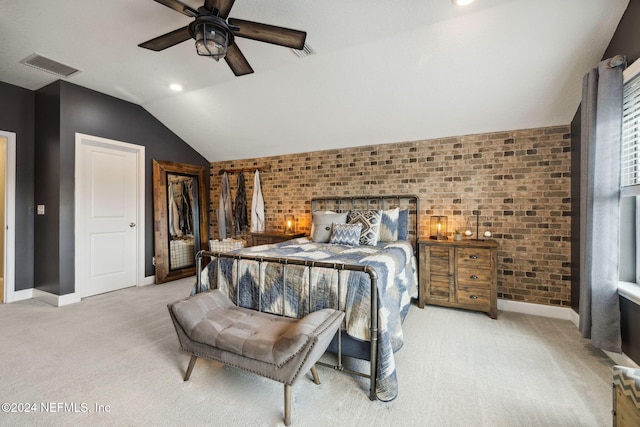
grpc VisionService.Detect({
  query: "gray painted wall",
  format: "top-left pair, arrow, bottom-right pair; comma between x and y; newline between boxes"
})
35,80 -> 210,295
0,79 -> 209,296
0,81 -> 35,291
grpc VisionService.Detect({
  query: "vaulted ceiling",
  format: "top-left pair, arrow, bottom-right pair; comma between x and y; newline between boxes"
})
0,0 -> 629,161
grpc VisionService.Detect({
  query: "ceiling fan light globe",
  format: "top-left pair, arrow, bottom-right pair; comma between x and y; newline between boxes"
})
193,22 -> 229,60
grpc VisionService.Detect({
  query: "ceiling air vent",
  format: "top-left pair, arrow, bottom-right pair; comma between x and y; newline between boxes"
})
19,53 -> 82,78
291,42 -> 315,58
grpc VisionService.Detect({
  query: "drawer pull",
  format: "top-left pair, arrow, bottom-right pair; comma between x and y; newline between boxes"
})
470,275 -> 478,280
470,295 -> 478,299
470,255 -> 478,259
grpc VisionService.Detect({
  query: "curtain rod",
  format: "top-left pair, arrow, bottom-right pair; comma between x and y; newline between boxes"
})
218,166 -> 270,175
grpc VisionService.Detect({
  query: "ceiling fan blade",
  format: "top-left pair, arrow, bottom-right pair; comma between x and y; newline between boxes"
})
228,18 -> 306,50
139,26 -> 191,51
151,0 -> 198,17
224,43 -> 254,76
205,0 -> 235,18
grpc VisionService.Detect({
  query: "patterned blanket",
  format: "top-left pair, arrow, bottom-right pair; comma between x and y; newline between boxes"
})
195,237 -> 418,401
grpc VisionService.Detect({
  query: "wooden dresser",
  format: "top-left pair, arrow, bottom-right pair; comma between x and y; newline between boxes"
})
418,239 -> 499,319
250,231 -> 306,246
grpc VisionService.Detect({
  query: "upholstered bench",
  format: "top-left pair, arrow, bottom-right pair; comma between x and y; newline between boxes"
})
168,289 -> 344,426
613,365 -> 640,427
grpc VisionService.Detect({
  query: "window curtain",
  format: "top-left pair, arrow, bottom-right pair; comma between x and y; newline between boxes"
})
579,55 -> 626,353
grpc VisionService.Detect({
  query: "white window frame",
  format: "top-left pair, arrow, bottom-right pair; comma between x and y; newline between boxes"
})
620,58 -> 640,301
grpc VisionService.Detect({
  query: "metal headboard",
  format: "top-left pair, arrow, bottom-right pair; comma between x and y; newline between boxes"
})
310,194 -> 420,250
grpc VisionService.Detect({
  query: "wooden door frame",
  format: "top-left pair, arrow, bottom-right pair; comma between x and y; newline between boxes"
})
74,133 -> 145,298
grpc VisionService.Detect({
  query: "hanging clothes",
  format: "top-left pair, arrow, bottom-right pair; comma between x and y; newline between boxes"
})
179,180 -> 193,235
234,172 -> 248,234
217,172 -> 234,239
168,182 -> 178,237
251,170 -> 265,232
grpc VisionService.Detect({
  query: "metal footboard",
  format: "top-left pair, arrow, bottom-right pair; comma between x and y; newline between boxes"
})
196,250 -> 379,401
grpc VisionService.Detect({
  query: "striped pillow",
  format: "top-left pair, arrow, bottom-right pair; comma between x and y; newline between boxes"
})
329,223 -> 362,246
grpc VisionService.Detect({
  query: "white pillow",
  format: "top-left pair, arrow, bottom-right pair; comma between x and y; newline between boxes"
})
311,211 -> 348,242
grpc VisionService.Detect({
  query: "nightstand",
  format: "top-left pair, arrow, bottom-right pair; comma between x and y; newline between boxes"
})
250,231 -> 306,246
418,239 -> 499,319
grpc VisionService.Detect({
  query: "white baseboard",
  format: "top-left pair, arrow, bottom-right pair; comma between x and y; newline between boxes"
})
7,277 -> 156,306
568,307 -> 580,328
498,299 -> 575,320
5,288 -> 33,303
32,289 -> 81,307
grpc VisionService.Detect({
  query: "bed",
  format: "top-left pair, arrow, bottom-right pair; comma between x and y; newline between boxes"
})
194,195 -> 420,402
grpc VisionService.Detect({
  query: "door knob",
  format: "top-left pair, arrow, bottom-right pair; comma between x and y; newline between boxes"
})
129,222 -> 136,228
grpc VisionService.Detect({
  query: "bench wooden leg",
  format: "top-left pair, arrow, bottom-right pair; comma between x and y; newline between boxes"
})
184,355 -> 198,381
284,384 -> 292,426
311,365 -> 320,385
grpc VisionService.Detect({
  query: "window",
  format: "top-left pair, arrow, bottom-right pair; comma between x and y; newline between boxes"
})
622,71 -> 640,188
620,60 -> 640,285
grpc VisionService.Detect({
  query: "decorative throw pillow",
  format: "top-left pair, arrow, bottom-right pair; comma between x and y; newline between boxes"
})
397,209 -> 409,240
347,210 -> 382,246
311,211 -> 348,243
378,208 -> 400,242
329,223 -> 362,246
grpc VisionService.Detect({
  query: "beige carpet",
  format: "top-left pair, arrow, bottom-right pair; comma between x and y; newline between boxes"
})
0,277 -> 614,426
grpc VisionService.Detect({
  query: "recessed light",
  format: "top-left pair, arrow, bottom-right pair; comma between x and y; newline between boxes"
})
452,0 -> 474,5
169,83 -> 183,92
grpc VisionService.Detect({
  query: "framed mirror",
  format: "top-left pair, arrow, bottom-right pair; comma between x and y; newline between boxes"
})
153,160 -> 208,283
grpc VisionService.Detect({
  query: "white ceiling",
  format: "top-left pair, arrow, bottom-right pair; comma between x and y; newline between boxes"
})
0,0 -> 629,161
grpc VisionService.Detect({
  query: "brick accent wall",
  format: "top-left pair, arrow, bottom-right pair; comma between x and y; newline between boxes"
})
209,125 -> 572,307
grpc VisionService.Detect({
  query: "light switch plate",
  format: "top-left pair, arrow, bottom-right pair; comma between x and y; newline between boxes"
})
37,204 -> 45,215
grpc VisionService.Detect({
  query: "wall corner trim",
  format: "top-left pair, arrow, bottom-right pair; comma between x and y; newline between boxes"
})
32,289 -> 81,307
4,288 -> 33,303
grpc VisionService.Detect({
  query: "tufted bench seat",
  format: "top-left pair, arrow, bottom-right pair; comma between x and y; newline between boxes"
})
168,289 -> 344,426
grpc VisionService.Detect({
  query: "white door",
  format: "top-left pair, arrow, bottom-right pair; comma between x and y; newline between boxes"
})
76,134 -> 144,298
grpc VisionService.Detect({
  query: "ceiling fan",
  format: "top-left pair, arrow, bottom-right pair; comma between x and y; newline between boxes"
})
139,0 -> 307,76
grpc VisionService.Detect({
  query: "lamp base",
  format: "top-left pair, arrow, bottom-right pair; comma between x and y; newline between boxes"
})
429,236 -> 449,240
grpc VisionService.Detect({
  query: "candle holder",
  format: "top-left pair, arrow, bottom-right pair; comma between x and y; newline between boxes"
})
429,215 -> 448,240
284,214 -> 295,234
464,216 -> 473,237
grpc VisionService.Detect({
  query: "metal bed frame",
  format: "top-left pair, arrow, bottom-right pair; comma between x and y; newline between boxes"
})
195,194 -> 419,401
196,251 -> 379,400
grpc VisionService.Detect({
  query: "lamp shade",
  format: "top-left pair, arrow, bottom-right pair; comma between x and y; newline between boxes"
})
429,215 -> 448,240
